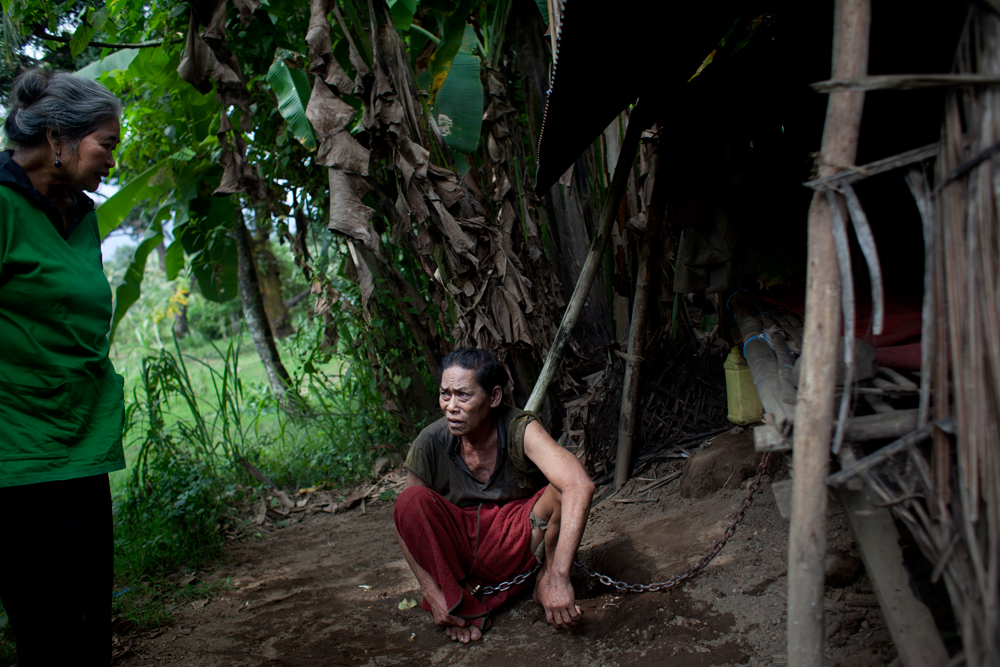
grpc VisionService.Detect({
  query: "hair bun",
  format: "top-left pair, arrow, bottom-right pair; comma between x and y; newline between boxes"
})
9,68 -> 52,109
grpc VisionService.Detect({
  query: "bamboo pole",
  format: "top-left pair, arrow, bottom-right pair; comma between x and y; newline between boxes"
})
787,1 -> 870,665
614,150 -> 664,489
526,105 -> 647,414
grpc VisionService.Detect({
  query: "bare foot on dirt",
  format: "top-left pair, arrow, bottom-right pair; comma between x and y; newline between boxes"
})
443,624 -> 483,643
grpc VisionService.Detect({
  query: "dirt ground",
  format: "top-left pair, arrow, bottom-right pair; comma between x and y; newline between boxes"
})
115,431 -> 899,667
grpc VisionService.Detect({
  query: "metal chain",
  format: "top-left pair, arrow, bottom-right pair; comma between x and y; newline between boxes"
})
477,563 -> 542,596
477,453 -> 772,597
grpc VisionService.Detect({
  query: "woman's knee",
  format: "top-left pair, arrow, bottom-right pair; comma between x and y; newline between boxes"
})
393,485 -> 438,524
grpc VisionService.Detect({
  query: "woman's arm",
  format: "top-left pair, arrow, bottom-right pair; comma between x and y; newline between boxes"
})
403,471 -> 428,488
523,421 -> 596,626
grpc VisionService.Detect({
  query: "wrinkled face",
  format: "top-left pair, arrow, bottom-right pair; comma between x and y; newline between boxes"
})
439,365 -> 501,437
62,118 -> 120,192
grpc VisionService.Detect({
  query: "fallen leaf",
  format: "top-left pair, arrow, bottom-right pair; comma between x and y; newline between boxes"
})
334,487 -> 369,513
398,598 -> 417,610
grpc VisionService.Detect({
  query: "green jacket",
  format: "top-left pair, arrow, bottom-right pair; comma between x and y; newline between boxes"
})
0,151 -> 125,488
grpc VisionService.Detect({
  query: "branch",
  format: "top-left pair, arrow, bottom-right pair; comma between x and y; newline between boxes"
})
33,29 -> 181,50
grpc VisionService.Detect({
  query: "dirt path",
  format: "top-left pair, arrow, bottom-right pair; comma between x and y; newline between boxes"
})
117,434 -> 898,667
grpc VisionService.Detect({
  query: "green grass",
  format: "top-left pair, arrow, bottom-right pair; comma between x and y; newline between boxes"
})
108,330 -> 373,491
91,239 -> 423,639
104,323 -> 411,631
109,333 -> 271,495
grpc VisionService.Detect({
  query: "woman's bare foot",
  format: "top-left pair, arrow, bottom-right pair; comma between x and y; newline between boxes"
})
444,624 -> 483,643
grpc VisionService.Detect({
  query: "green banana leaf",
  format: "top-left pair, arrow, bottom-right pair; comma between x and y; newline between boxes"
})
97,159 -> 173,238
109,228 -> 163,345
164,239 -> 185,281
266,51 -> 317,151
427,0 -> 477,100
388,0 -> 418,30
69,10 -> 94,58
181,196 -> 239,303
433,25 -> 482,155
76,48 -> 139,78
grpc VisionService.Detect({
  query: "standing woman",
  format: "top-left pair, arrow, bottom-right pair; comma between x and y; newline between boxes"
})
0,68 -> 125,665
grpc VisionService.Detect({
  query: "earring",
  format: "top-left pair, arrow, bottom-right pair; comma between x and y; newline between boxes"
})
53,151 -> 61,169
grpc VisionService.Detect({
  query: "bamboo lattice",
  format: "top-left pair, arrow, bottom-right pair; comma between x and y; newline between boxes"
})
874,7 -> 1000,665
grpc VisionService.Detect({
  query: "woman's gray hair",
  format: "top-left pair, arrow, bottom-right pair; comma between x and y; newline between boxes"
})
4,68 -> 122,149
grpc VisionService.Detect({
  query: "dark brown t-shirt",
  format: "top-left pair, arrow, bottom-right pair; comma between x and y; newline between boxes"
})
403,406 -> 548,507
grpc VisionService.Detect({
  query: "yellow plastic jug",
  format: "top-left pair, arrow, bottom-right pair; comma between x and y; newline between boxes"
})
724,346 -> 763,425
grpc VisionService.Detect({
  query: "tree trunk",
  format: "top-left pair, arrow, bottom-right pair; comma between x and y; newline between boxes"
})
253,230 -> 295,339
173,275 -> 194,340
233,208 -> 291,402
155,241 -> 168,272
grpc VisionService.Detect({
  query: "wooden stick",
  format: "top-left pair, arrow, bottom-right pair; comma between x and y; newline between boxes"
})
526,104 -> 647,414
905,169 -> 936,426
825,418 -> 948,487
876,366 -> 919,392
811,73 -> 1000,92
803,143 -> 938,192
827,190 -> 856,454
841,185 -> 884,336
615,150 -> 664,489
788,1 -> 870,664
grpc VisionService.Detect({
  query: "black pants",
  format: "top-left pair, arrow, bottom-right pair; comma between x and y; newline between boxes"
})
0,474 -> 112,667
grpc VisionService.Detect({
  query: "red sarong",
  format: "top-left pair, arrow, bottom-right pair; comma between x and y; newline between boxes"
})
393,485 -> 544,626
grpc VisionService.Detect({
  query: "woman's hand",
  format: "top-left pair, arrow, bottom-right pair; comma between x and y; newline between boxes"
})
534,563 -> 582,629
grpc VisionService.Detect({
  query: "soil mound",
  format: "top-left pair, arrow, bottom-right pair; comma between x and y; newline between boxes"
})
678,430 -> 762,498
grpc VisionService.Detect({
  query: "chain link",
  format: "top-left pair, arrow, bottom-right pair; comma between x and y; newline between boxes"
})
477,453 -> 772,597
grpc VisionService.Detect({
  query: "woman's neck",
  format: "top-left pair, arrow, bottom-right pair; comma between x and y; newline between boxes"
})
460,416 -> 498,451
11,147 -> 69,199
10,148 -> 74,220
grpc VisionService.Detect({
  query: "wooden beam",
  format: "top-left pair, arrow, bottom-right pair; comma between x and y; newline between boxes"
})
755,410 -> 921,454
787,0 -> 870,664
837,451 -> 949,667
842,409 -> 918,441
